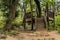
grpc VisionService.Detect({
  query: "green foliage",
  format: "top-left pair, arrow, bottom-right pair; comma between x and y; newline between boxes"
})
0,11 -> 6,29
12,12 -> 23,27
55,12 -> 60,32
0,0 -> 60,32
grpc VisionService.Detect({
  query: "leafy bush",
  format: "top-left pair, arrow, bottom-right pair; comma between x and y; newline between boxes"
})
55,12 -> 60,32
0,11 -> 6,29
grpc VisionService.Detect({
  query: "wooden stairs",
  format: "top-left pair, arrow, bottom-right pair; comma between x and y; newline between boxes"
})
35,17 -> 46,31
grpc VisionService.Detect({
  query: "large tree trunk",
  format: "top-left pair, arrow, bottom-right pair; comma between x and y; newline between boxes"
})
34,0 -> 41,18
4,0 -> 18,31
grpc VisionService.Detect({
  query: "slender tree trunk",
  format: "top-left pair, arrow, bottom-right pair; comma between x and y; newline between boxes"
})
23,2 -> 26,30
4,0 -> 18,31
30,0 -> 34,30
46,2 -> 50,30
53,2 -> 55,30
44,9 -> 47,29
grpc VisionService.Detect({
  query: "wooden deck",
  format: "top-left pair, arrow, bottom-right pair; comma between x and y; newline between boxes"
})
35,17 -> 46,31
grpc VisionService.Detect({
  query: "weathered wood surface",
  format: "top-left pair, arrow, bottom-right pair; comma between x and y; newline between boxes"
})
35,17 -> 45,30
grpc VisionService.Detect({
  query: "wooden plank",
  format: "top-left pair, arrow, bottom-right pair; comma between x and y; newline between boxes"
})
35,17 -> 45,30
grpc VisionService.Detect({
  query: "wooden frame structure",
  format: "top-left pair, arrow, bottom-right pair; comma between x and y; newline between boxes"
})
45,2 -> 55,30
23,0 -> 55,31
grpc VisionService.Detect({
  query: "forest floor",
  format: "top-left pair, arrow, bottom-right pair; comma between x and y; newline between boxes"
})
2,30 -> 59,40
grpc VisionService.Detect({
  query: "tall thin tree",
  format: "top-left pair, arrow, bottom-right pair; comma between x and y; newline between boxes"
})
30,0 -> 34,30
23,2 -> 26,30
46,2 -> 50,30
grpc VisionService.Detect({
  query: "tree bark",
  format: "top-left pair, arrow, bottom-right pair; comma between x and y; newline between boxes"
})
23,2 -> 26,30
34,0 -> 41,17
30,0 -> 34,30
46,2 -> 50,30
52,2 -> 55,30
4,0 -> 18,31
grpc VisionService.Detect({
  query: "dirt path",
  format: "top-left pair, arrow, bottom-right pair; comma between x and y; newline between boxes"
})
1,30 -> 60,40
48,31 -> 60,40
